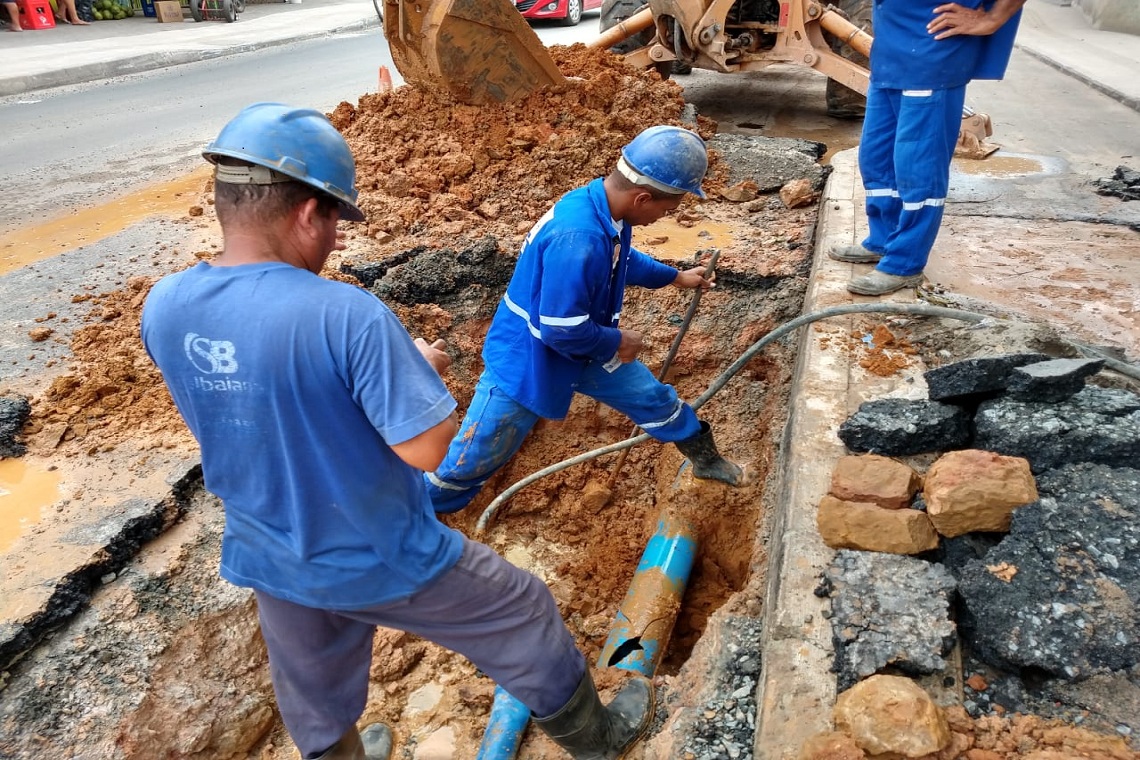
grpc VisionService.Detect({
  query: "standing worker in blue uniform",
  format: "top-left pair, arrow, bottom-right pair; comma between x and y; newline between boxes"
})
142,103 -> 656,760
831,0 -> 1028,295
425,125 -> 751,515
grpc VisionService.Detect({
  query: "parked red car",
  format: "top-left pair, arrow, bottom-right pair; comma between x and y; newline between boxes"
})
515,0 -> 600,26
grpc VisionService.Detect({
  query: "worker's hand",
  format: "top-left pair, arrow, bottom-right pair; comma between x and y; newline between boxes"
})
334,229 -> 347,252
415,338 -> 452,375
616,329 -> 644,363
673,265 -> 715,291
928,3 -> 1002,38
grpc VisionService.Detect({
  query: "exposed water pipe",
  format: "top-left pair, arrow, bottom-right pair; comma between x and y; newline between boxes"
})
597,512 -> 697,675
475,685 -> 530,760
475,513 -> 697,758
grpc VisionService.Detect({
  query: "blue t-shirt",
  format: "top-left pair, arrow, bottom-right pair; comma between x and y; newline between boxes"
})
870,0 -> 1021,90
141,262 -> 462,609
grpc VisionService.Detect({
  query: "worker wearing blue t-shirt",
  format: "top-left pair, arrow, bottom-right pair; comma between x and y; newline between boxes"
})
424,126 -> 751,516
830,0 -> 1027,295
142,103 -> 654,760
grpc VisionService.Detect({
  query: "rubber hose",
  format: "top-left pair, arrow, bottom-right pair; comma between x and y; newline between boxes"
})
473,302 -> 1138,534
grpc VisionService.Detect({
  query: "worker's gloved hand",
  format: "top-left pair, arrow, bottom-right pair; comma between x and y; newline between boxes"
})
415,337 -> 452,375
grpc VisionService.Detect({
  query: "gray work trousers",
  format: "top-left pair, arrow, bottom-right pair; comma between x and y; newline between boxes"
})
253,537 -> 585,758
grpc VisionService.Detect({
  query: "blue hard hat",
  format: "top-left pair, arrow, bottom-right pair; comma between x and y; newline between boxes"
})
203,102 -> 365,222
618,125 -> 708,199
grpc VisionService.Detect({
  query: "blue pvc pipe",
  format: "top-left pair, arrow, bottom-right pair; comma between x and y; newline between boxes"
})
476,513 -> 696,757
597,512 -> 697,676
475,685 -> 530,760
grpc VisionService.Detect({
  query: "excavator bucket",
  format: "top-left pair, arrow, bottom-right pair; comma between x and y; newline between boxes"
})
382,0 -> 568,104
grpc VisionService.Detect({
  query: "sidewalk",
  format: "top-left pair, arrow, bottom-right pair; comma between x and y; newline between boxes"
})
1,0 -> 1139,107
0,0 -> 378,97
1015,0 -> 1140,112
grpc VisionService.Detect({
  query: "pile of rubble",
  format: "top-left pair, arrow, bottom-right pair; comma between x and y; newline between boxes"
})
815,352 -> 1140,752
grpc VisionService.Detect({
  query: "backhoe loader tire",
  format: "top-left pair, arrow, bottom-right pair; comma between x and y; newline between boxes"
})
824,0 -> 873,120
600,0 -> 673,79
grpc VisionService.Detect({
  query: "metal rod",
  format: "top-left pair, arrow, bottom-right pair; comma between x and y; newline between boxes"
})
598,249 -> 722,502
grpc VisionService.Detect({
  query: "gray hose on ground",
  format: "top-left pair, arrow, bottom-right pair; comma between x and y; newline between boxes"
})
472,302 -> 1137,535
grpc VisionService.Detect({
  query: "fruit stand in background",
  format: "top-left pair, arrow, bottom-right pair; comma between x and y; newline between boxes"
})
92,0 -> 134,20
186,0 -> 241,22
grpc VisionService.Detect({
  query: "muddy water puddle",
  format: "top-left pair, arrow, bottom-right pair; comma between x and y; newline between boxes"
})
0,166 -> 211,277
0,458 -> 61,553
634,218 -> 736,261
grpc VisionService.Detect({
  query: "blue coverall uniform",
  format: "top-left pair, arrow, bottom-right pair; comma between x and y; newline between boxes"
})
425,178 -> 702,513
860,0 -> 1022,276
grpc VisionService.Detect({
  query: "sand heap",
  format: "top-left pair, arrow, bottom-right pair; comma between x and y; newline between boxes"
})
330,44 -> 712,248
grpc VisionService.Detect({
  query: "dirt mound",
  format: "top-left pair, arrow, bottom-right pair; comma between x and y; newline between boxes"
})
23,276 -> 191,457
330,44 -> 714,247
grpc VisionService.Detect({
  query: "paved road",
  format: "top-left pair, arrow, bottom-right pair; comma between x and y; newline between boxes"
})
0,17 -> 600,236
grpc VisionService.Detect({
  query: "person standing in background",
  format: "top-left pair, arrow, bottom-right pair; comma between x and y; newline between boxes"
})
830,0 -> 1028,296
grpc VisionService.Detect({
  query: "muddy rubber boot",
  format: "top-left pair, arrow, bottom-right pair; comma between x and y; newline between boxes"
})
673,421 -> 749,487
311,723 -> 393,760
533,671 -> 654,759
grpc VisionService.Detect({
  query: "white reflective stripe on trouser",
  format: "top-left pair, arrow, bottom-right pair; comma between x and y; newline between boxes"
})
901,197 -> 946,211
425,470 -> 480,492
866,188 -> 899,198
637,399 -> 685,430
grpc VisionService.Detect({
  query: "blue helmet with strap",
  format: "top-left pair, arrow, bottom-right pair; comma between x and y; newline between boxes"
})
617,125 -> 708,199
203,102 -> 365,222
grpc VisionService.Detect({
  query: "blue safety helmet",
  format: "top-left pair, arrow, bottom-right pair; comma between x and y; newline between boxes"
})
203,102 -> 366,222
617,125 -> 708,199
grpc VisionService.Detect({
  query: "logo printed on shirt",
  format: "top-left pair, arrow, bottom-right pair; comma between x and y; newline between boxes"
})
184,333 -> 238,374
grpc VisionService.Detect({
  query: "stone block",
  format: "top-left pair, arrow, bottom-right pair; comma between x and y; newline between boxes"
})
829,454 -> 922,509
817,496 -> 939,555
923,353 -> 1048,402
923,449 -> 1038,537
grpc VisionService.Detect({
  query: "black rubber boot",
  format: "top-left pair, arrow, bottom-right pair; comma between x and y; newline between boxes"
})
310,723 -> 392,760
673,421 -> 748,487
533,671 -> 654,760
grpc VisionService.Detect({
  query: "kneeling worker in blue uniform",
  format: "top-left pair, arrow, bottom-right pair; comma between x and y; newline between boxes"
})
426,125 -> 750,515
831,0 -> 1027,296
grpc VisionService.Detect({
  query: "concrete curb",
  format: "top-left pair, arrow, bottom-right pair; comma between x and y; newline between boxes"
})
1017,43 -> 1140,113
0,18 -> 376,97
753,149 -> 937,758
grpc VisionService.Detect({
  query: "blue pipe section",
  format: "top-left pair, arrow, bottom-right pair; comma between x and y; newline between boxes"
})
597,513 -> 697,676
476,513 -> 696,757
475,685 -> 530,760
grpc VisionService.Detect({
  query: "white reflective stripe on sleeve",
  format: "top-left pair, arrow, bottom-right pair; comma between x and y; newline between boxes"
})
902,90 -> 933,97
639,400 -> 684,430
503,293 -> 543,339
901,198 -> 946,211
540,314 -> 590,327
425,471 -> 477,492
866,188 -> 899,198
